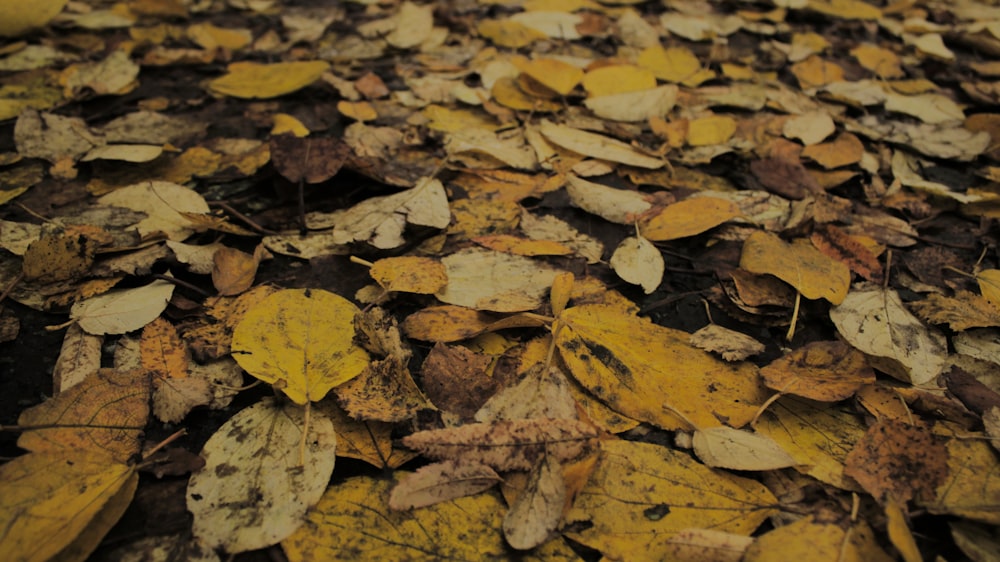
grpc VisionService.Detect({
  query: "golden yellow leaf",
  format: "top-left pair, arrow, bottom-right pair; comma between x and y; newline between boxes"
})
640,196 -> 742,241
687,115 -> 738,146
760,340 -> 875,401
538,120 -> 665,169
556,304 -> 767,430
0,0 -> 67,36
921,427 -> 1000,524
207,60 -> 330,99
492,76 -> 561,112
807,0 -> 881,20
851,43 -> 904,78
187,398 -> 337,552
334,355 -> 432,422
582,65 -> 655,97
740,231 -> 850,304
473,234 -> 574,257
551,272 -> 574,317
754,396 -> 866,491
231,288 -> 371,404
402,304 -> 497,342
789,55 -> 844,89
909,291 -> 1000,330
321,402 -> 415,469
18,369 -> 150,463
976,269 -> 1000,306
637,45 -> 703,83
802,132 -> 865,169
477,18 -> 546,48
518,58 -> 584,96
886,501 -> 922,562
565,440 -> 777,561
337,100 -> 378,122
282,475 -> 581,561
212,245 -> 264,296
743,515 -> 894,562
0,451 -> 137,562
369,256 -> 448,294
186,22 -> 252,51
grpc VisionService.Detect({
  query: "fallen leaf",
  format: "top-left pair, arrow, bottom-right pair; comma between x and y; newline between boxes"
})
401,418 -> 600,471
369,256 -> 448,294
503,454 -> 567,550
207,60 -> 330,99
231,288 -> 371,404
609,232 -> 663,294
565,173 -> 653,224
0,451 -> 137,562
691,426 -> 797,471
269,135 -> 349,184
556,304 -> 767,430
743,515 -> 893,562
435,247 -> 561,313
328,177 -> 451,249
97,181 -> 211,241
538,120 -> 664,169
519,58 -> 584,96
0,0 -> 67,36
920,426 -> 1000,524
70,278 -> 175,335
830,285 -> 948,385
186,398 -> 336,552
582,65 -> 655,97
565,439 -> 778,561
740,230 -> 850,304
389,460 -> 502,510
688,324 -> 766,361
909,291 -> 1000,330
475,364 -> 579,422
212,245 -> 264,296
334,355 -> 432,422
52,324 -> 102,392
640,196 -> 742,241
760,340 -> 875,401
844,419 -> 948,503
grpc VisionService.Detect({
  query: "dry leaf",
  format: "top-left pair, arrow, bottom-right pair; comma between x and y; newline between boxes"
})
389,460 -> 502,510
212,245 -> 264,296
760,340 -> 875,401
844,420 -> 948,503
538,120 -> 664,169
231,288 -> 371,404
688,324 -> 766,361
503,454 -> 567,550
187,398 -> 336,552
743,515 -> 894,562
208,61 -> 330,99
692,427 -> 797,471
740,230 -> 851,304
609,233 -> 663,294
369,256 -> 448,294
640,197 -> 742,241
435,247 -> 561,313
328,177 -> 451,249
70,279 -> 175,335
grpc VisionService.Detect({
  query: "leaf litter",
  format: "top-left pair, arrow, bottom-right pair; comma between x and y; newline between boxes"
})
2,0 -> 1000,560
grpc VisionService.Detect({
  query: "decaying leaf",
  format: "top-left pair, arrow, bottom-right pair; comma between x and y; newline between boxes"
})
688,324 -> 766,361
187,398 -> 336,552
830,285 -> 948,385
435,247 -> 561,313
327,177 -> 451,249
844,419 -> 948,503
369,256 -> 448,294
609,233 -> 663,294
691,426 -> 797,471
402,418 -> 600,471
740,231 -> 850,304
760,340 -> 875,401
743,515 -> 894,562
208,60 -> 330,99
231,288 -> 371,404
503,454 -> 567,550
640,197 -> 742,241
70,279 -> 175,335
389,460 -> 502,510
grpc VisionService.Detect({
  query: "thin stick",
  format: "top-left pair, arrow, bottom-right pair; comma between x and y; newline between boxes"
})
208,200 -> 278,235
152,273 -> 212,298
0,271 -> 23,305
750,392 -> 784,428
785,291 -> 801,341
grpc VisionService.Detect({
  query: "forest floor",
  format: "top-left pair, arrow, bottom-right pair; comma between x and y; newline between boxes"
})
2,0 -> 1000,561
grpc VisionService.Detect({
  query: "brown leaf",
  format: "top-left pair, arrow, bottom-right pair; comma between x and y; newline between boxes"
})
401,418 -> 601,471
844,420 -> 948,503
909,291 -> 1000,331
269,134 -> 349,184
760,340 -> 875,402
334,356 -> 433,422
810,223 -> 884,283
22,233 -> 96,283
420,342 -> 496,418
211,245 -> 264,296
749,156 -> 822,199
503,455 -> 566,550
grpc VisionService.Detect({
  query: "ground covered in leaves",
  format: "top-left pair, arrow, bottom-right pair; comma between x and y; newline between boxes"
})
2,0 -> 1000,560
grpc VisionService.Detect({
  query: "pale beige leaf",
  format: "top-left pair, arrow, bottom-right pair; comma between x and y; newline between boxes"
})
475,364 -> 579,422
692,427 -> 798,471
435,247 -> 561,313
330,177 -> 451,249
609,234 -> 663,294
688,324 -> 765,361
584,85 -> 678,123
538,120 -> 664,169
98,181 -> 211,241
565,174 -> 652,224
52,323 -> 102,393
70,279 -> 175,335
389,460 -> 501,510
503,455 -> 566,550
830,285 -> 947,385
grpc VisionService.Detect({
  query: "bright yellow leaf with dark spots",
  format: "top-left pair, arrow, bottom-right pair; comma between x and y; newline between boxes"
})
740,230 -> 850,304
369,256 -> 448,294
0,451 -> 137,562
582,65 -> 655,97
640,197 -> 741,241
565,440 -> 778,561
556,304 -> 767,430
921,425 -> 1000,524
282,475 -> 581,560
231,289 -> 370,404
518,58 -> 584,96
208,61 -> 330,99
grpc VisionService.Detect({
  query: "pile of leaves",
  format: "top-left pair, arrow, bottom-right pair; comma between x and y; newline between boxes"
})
2,0 -> 1000,560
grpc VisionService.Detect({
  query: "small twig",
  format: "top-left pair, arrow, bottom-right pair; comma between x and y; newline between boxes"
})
785,291 -> 801,341
0,271 -> 23,306
208,200 -> 278,235
152,273 -> 212,298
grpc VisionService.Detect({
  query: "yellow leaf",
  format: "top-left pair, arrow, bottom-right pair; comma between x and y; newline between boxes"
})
640,196 -> 742,241
0,451 -> 137,562
850,43 -> 904,78
807,0 -> 882,20
550,272 -> 574,317
976,269 -> 1000,306
754,396 -> 866,491
231,288 -> 371,404
207,61 -> 330,99
491,76 -> 562,112
692,426 -> 797,471
282,475 -> 581,560
519,58 -> 584,96
565,440 -> 777,561
743,515 -> 894,562
18,369 -> 150,463
556,304 -> 767,430
0,0 -> 67,36
337,100 -> 378,122
322,402 -> 415,469
921,427 -> 1000,523
909,291 -> 1000,330
789,55 -> 844,89
687,115 -> 738,146
186,22 -> 253,51
740,231 -> 850,304
582,65 -> 656,97
369,256 -> 448,294
477,19 -> 546,48
187,398 -> 337,552
886,501 -> 922,562
637,45 -> 703,83
584,85 -> 678,122
538,120 -> 665,169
